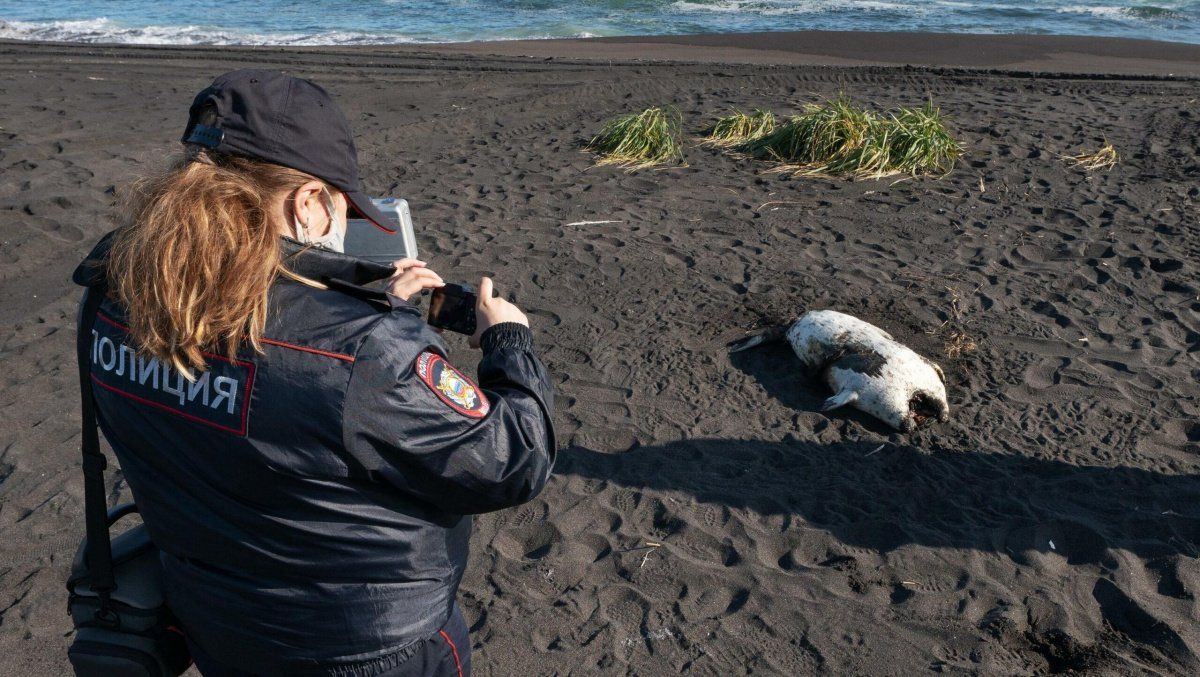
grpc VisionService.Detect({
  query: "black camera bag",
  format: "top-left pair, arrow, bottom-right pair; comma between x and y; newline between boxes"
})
66,281 -> 191,676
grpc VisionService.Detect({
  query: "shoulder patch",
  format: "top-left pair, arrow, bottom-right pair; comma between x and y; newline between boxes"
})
415,351 -> 490,419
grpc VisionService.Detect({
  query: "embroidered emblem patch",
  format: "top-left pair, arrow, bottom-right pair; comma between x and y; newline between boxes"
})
415,352 -> 489,418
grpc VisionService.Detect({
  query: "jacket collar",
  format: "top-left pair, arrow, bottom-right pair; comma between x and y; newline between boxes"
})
73,231 -> 116,287
280,237 -> 396,285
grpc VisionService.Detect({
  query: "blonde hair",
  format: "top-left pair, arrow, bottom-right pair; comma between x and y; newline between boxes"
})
109,147 -> 328,377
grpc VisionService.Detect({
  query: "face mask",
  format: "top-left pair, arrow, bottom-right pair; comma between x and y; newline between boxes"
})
293,188 -> 345,253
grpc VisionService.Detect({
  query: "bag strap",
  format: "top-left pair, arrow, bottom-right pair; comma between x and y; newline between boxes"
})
77,282 -> 116,602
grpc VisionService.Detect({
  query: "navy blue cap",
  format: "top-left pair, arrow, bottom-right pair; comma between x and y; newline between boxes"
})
182,69 -> 393,232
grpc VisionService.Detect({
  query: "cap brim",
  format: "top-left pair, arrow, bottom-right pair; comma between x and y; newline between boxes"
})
345,191 -> 396,234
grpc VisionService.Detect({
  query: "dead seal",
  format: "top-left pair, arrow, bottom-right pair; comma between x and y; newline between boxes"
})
729,310 -> 949,431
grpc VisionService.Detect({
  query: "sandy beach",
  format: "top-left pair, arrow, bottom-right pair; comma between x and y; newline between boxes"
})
1,33 -> 1198,674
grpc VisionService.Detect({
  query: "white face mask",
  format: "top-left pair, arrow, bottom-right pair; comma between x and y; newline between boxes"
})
293,188 -> 345,253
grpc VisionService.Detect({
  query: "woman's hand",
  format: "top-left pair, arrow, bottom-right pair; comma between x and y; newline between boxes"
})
471,277 -> 529,349
387,259 -> 444,301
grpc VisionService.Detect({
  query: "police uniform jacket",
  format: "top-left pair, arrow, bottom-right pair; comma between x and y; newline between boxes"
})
73,233 -> 556,675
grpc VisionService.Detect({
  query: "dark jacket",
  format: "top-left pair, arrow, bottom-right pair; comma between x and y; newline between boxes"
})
73,234 -> 556,676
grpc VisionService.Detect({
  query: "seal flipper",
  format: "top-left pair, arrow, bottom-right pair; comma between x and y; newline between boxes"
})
821,389 -> 859,411
727,326 -> 787,353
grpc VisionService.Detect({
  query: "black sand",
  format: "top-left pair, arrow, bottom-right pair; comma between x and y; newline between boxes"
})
0,34 -> 1197,675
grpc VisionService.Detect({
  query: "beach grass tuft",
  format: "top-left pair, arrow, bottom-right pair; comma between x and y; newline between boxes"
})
703,109 -> 777,147
742,97 -> 873,170
587,106 -> 685,170
1064,142 -> 1118,171
881,102 -> 962,177
742,97 -> 961,179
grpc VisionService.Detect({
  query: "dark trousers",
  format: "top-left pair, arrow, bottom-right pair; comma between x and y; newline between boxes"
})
188,604 -> 471,677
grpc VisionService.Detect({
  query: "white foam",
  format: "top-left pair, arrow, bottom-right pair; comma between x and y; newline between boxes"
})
671,0 -> 924,16
1055,4 -> 1187,21
1056,5 -> 1135,18
0,17 -> 422,46
0,17 -> 608,46
670,0 -> 1192,23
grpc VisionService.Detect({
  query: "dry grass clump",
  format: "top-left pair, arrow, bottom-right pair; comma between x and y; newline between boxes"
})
942,330 -> 978,359
586,107 -> 685,170
1064,142 -> 1118,171
931,284 -> 979,359
703,109 -> 776,147
742,97 -> 961,179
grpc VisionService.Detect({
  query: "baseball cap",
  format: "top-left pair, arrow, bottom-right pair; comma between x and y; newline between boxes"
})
180,69 -> 395,234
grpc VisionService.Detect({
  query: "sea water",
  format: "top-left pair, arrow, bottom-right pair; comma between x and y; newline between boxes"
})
0,1 -> 1197,46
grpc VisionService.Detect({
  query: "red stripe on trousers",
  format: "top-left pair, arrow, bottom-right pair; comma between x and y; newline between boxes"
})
438,629 -> 464,677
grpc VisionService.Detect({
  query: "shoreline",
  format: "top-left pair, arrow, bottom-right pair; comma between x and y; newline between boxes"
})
434,31 -> 1200,77
3,30 -> 1200,77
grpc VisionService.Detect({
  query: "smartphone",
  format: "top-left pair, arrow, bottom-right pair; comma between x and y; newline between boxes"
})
428,283 -> 479,335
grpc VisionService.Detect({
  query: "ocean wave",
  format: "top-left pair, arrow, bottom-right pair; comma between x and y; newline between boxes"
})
671,0 -> 922,15
0,17 -> 423,46
0,2 -> 1196,47
0,17 -> 606,45
1055,5 -> 1187,21
671,0 -> 1189,21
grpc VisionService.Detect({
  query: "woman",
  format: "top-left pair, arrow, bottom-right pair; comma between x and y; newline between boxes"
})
73,69 -> 555,676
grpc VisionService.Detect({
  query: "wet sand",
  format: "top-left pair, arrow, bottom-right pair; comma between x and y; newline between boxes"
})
1,34 -> 1198,675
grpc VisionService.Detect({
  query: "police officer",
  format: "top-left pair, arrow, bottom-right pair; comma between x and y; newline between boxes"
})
73,70 -> 555,676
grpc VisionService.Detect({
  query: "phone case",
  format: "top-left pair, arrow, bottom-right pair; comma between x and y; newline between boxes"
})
428,284 -> 478,335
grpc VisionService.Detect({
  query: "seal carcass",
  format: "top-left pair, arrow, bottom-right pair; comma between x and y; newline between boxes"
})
729,310 -> 949,431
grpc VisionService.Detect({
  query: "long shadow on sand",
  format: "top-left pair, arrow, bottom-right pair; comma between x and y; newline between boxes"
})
558,438 -> 1200,668
560,438 -> 1200,563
